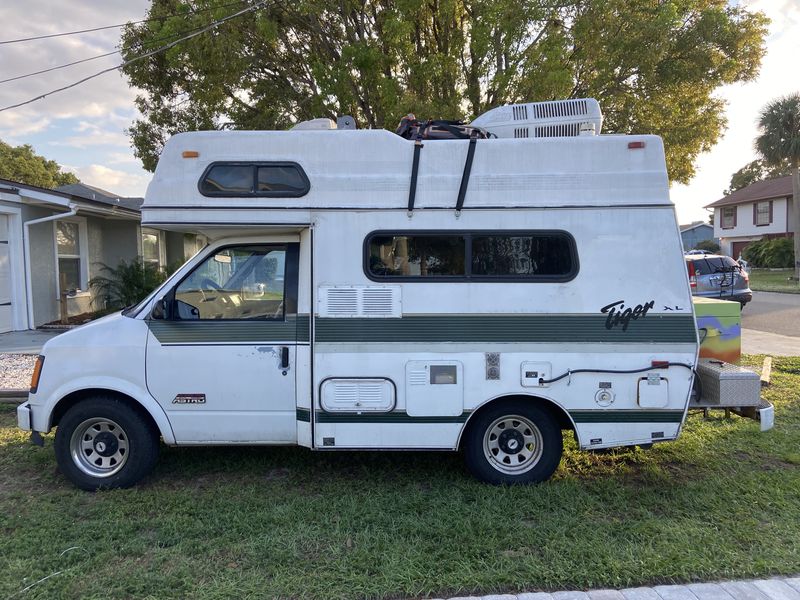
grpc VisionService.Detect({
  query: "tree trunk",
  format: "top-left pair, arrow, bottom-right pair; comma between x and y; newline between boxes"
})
794,164 -> 800,283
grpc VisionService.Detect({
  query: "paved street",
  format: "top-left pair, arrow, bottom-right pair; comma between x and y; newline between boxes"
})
743,292 -> 800,337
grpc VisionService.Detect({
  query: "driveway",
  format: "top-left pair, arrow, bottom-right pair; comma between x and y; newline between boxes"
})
743,291 -> 800,336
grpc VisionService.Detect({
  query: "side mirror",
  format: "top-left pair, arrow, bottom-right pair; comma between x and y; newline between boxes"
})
151,297 -> 169,320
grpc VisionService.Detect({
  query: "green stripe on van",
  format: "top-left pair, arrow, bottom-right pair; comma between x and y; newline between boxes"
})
315,411 -> 472,424
296,408 -> 311,422
148,315 -> 310,344
569,410 -> 684,423
315,314 -> 696,344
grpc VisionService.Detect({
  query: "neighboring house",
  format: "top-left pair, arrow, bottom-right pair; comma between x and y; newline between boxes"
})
705,175 -> 795,259
0,179 -> 202,332
679,221 -> 717,250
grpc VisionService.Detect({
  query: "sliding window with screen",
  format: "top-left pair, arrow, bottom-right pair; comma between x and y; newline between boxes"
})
365,231 -> 578,282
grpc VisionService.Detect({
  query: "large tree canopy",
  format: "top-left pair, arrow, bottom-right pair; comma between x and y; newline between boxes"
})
724,159 -> 791,196
0,139 -> 79,189
122,0 -> 767,183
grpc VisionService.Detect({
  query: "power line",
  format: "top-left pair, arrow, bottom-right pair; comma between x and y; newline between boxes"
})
0,0 -> 250,45
0,1 -> 268,113
0,17 -> 222,85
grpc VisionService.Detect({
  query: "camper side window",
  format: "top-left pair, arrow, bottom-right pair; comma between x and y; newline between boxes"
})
173,245 -> 286,320
366,231 -> 577,281
199,162 -> 309,197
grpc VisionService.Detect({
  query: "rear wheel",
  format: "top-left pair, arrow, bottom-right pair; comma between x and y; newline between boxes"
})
54,397 -> 159,490
463,400 -> 563,485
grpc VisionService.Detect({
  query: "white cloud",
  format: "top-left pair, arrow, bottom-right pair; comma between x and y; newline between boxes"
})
74,164 -> 151,197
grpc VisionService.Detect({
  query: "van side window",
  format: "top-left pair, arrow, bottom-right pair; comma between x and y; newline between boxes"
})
471,233 -> 574,277
368,235 -> 466,277
173,245 -> 286,320
365,231 -> 577,282
199,162 -> 309,197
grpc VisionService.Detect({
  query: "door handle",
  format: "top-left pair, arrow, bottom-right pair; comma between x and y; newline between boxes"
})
280,346 -> 290,369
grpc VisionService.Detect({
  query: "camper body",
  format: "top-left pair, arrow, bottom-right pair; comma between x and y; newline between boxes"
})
18,103 -> 699,489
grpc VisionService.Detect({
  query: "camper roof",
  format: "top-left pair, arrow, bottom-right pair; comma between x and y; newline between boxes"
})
142,128 -> 670,228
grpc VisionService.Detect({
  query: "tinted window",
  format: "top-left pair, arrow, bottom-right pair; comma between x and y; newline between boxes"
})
257,166 -> 307,194
199,163 -> 309,197
368,235 -> 466,277
199,165 -> 253,195
366,231 -> 577,281
690,256 -> 740,275
472,234 -> 573,277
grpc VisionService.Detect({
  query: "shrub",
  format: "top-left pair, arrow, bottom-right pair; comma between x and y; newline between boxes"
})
741,237 -> 795,268
693,239 -> 720,253
89,257 -> 169,310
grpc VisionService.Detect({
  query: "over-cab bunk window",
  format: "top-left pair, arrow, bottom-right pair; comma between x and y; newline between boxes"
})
198,162 -> 310,197
365,231 -> 578,282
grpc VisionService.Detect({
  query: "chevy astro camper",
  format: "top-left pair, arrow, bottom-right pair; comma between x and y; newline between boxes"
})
18,99 -> 703,490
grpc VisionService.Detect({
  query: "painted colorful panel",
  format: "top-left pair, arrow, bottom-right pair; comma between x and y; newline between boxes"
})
693,297 -> 741,364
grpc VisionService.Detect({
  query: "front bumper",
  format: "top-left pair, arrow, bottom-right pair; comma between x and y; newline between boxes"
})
17,402 -> 32,430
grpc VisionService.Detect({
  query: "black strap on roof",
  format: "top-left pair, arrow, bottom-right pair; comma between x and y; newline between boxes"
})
455,135 -> 477,213
407,139 -> 423,214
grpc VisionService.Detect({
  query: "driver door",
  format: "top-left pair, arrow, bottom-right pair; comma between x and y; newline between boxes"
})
145,240 -> 299,443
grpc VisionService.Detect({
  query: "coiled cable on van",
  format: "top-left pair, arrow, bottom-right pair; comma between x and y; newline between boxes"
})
538,362 -> 695,385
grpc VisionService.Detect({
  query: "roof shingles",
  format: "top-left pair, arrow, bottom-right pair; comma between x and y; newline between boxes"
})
705,175 -> 792,209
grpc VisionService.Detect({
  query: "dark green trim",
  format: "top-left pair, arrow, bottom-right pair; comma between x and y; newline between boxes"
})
314,410 -> 472,424
148,315 -> 310,344
296,408 -> 311,422
569,410 -> 684,423
315,314 -> 696,343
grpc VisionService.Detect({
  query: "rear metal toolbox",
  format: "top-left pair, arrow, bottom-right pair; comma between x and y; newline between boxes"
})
696,359 -> 761,407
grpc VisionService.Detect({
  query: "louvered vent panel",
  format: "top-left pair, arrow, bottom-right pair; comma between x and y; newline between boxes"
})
514,127 -> 529,138
532,99 -> 588,119
318,285 -> 401,318
512,104 -> 529,120
534,123 -> 581,138
320,378 -> 395,412
408,370 -> 428,385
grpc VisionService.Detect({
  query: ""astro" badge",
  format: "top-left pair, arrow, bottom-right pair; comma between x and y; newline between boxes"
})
172,394 -> 206,404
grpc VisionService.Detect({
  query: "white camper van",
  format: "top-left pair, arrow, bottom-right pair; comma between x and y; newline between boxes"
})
18,99 -> 702,490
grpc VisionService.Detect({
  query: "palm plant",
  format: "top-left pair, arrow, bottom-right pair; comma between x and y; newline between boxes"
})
89,257 -> 168,310
755,93 -> 800,281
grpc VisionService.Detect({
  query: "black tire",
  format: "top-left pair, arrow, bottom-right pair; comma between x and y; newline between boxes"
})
463,400 -> 563,485
54,396 -> 160,491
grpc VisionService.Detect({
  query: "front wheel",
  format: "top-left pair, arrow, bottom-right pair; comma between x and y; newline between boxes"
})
463,400 -> 563,485
54,397 -> 159,490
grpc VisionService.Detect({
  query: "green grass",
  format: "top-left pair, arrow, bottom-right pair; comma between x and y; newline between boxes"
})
749,268 -> 800,293
2,356 -> 800,599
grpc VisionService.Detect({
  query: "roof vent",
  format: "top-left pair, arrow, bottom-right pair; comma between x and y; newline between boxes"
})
471,98 -> 603,139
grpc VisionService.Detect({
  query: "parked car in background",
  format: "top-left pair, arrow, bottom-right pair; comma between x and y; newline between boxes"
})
685,253 -> 752,307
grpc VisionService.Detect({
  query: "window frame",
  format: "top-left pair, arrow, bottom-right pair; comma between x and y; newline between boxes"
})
363,229 -> 579,283
158,242 -> 299,322
198,161 -> 310,198
721,206 -> 736,229
141,227 -> 166,267
754,200 -> 771,226
53,217 -> 89,297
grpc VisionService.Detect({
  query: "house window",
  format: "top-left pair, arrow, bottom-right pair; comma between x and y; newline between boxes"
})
55,219 -> 88,293
755,201 -> 771,226
721,207 -> 736,229
141,228 -> 163,267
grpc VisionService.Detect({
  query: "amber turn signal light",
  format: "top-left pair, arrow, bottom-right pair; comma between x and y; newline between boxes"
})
30,355 -> 45,394
182,150 -> 200,158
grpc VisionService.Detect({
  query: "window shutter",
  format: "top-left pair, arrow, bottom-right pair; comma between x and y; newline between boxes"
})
733,207 -> 737,228
753,203 -> 757,225
769,200 -> 773,224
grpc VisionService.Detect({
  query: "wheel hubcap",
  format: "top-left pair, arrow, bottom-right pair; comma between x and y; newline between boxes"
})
70,418 -> 129,478
483,414 -> 543,475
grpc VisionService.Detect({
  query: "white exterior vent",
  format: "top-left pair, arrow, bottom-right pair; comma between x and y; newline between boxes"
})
471,98 -> 603,139
318,285 -> 401,318
320,378 -> 396,412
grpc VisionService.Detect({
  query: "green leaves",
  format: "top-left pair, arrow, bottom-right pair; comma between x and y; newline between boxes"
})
122,0 -> 768,184
0,140 -> 78,189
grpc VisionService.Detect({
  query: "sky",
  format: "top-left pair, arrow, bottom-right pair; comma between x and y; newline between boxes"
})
0,0 -> 798,219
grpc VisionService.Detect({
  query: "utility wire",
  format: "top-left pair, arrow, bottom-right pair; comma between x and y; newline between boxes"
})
0,0 -> 250,45
0,0 -> 268,113
0,16 -> 221,85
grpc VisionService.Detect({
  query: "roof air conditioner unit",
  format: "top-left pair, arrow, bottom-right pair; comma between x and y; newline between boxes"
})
471,98 -> 603,139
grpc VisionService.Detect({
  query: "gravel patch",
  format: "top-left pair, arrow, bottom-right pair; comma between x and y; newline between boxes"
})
0,354 -> 36,390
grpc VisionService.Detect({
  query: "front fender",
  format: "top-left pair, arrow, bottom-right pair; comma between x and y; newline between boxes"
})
36,376 -> 176,444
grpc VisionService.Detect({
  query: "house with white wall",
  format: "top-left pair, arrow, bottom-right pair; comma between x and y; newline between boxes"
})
0,179 -> 202,332
705,175 -> 795,259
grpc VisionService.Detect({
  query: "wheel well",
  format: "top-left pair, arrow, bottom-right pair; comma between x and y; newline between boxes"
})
460,394 -> 574,449
50,389 -> 160,436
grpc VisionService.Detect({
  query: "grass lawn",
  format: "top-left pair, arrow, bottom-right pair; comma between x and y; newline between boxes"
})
749,269 -> 800,294
2,356 -> 799,599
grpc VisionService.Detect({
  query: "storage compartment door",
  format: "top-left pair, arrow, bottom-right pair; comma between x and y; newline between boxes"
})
405,361 -> 463,417
638,376 -> 669,408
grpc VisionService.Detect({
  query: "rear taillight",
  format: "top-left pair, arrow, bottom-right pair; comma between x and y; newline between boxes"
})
741,269 -> 749,283
687,262 -> 697,289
